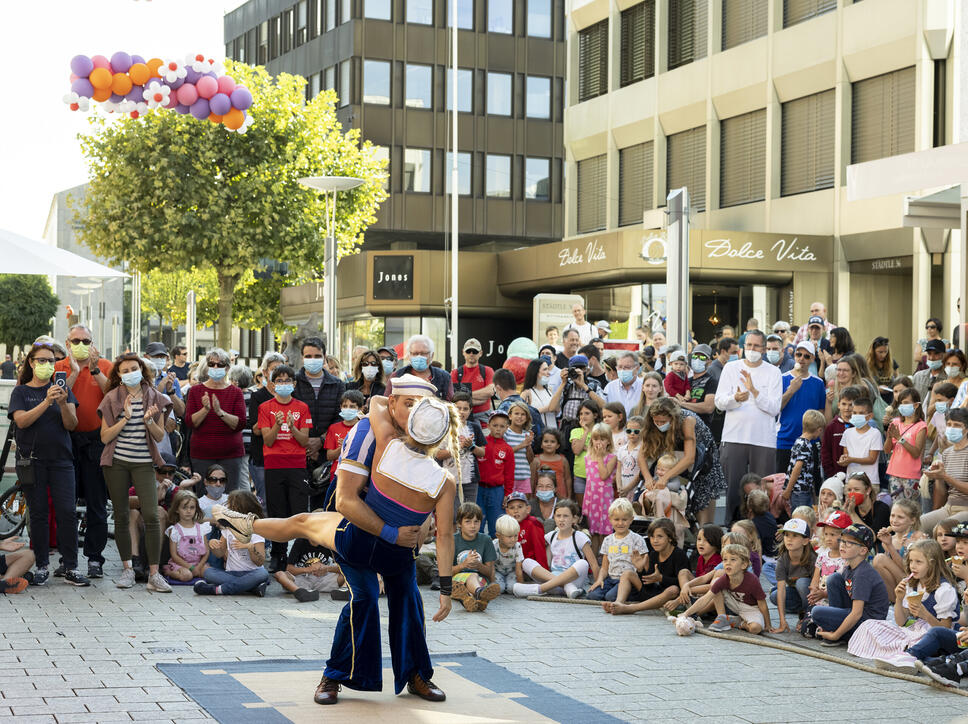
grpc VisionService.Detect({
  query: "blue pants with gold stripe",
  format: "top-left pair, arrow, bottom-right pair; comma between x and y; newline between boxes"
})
324,520 -> 433,694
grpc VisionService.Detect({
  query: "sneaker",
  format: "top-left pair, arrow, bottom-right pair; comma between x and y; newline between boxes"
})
512,582 -> 541,598
146,573 -> 172,593
31,568 -> 49,586
917,659 -> 964,687
253,580 -> 269,597
726,615 -> 743,628
873,654 -> 917,673
116,568 -> 136,589
476,582 -> 501,604
0,578 -> 29,595
211,504 -> 255,543
799,619 -> 819,639
193,581 -> 217,595
331,587 -> 350,601
64,569 -> 90,587
819,637 -> 845,647
52,564 -> 67,578
294,587 -> 320,602
451,581 -> 478,612
87,562 -> 103,579
708,614 -> 732,633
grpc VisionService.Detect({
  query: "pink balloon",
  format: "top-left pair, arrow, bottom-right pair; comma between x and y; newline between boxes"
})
195,75 -> 218,100
91,55 -> 111,70
216,75 -> 236,96
176,83 -> 199,106
164,93 -> 179,109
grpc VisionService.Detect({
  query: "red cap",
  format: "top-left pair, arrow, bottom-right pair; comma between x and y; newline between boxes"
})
817,510 -> 852,530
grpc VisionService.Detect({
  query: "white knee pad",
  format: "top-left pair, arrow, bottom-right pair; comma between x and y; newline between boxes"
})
571,559 -> 590,583
522,558 -> 541,577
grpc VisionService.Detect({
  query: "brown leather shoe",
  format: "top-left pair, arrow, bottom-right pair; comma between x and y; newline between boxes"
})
407,673 -> 446,702
314,676 -> 341,705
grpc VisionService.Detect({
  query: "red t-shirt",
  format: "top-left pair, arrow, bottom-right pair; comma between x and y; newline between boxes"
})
324,420 -> 355,453
710,570 -> 766,606
478,437 -> 515,495
451,364 -> 493,414
55,357 -> 112,432
663,372 -> 690,399
258,397 -> 313,469
517,515 -> 549,569
696,552 -> 723,578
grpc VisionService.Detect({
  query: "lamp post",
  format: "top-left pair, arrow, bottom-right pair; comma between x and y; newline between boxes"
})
297,175 -> 364,360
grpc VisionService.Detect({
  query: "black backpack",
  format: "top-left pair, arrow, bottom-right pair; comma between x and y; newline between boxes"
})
454,364 -> 492,397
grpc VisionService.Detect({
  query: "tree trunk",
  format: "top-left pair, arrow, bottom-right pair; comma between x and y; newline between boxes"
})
216,271 -> 240,351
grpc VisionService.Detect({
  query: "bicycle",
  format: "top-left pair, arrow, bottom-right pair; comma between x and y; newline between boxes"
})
0,421 -> 28,540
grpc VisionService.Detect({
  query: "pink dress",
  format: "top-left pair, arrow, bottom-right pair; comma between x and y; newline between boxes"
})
582,453 -> 616,535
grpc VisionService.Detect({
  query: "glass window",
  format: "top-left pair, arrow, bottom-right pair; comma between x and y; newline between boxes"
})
621,1 -> 655,87
325,66 -> 336,90
310,73 -> 320,98
527,0 -> 551,38
405,64 -> 433,109
259,21 -> 269,63
341,0 -> 352,23
526,76 -> 550,119
668,0 -> 708,70
525,157 -> 550,200
297,1 -> 308,45
489,0 -> 513,33
448,0 -> 474,28
405,149 -> 432,192
363,60 -> 391,104
408,0 -> 434,24
446,68 -> 473,112
339,60 -> 352,106
446,152 -> 472,195
366,0 -> 392,19
578,20 -> 607,102
326,0 -> 336,30
487,72 -> 512,115
372,145 -> 390,190
486,154 -> 511,197
314,0 -> 323,36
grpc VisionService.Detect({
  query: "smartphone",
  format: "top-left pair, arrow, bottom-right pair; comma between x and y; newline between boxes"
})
54,370 -> 67,389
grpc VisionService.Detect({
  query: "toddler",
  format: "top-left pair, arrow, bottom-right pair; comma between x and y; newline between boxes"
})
808,509 -> 850,607
783,409 -> 825,510
530,429 -> 571,500
513,500 -> 598,599
686,543 -> 771,635
504,401 -> 535,497
324,389 -> 364,461
452,502 -> 500,611
587,498 -> 648,602
582,422 -> 618,553
504,491 -> 549,569
197,491 -> 270,596
275,532 -> 343,602
770,519 -> 817,632
643,453 -> 688,547
163,490 -> 210,582
492,514 -> 524,593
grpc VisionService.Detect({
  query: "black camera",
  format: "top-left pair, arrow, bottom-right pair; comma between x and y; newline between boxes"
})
568,367 -> 582,380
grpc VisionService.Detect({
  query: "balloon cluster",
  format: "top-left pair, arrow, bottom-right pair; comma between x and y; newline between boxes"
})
65,52 -> 254,132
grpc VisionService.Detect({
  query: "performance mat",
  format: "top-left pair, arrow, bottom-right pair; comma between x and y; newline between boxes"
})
157,652 -> 624,723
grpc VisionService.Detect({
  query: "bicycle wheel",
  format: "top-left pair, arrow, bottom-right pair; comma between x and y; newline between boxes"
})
0,484 -> 28,539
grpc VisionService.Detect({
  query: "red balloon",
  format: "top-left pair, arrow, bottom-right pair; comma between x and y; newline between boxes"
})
502,357 -> 529,387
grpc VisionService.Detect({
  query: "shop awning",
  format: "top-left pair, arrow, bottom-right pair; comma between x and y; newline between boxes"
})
1,228 -> 127,278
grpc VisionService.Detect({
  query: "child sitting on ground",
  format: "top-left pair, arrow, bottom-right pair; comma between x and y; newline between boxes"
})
770,519 -> 817,633
162,491 -> 210,582
643,453 -> 689,546
197,465 -> 228,520
702,543 -> 771,634
731,519 -> 765,580
504,491 -> 550,569
492,514 -> 524,593
666,524 -> 725,612
513,499 -> 598,599
587,498 -> 648,602
808,509 -> 850,607
0,538 -> 34,594
452,502 -> 501,611
196,491 -> 270,597
872,499 -> 925,603
745,491 -> 777,584
275,529 -> 343,602
603,517 -> 690,614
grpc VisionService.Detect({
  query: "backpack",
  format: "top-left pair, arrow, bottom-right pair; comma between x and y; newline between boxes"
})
549,529 -> 583,560
454,364 -> 493,398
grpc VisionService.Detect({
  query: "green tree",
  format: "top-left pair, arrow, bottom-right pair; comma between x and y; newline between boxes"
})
140,267 -> 219,328
76,61 -> 387,348
0,274 -> 59,349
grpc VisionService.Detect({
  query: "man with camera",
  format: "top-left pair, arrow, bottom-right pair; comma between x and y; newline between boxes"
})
549,355 -> 606,428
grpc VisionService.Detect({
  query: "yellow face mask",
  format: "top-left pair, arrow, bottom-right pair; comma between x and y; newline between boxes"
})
71,342 -> 91,360
33,362 -> 54,381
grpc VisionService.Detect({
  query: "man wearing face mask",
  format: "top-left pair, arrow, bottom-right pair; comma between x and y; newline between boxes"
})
676,344 -> 719,435
144,342 -> 186,418
451,338 -> 494,425
387,334 -> 453,401
55,324 -> 113,580
605,352 -> 642,417
377,346 -> 398,378
714,330 -> 783,523
766,334 -> 794,373
293,338 -> 346,488
706,337 -> 739,383
912,339 -> 947,404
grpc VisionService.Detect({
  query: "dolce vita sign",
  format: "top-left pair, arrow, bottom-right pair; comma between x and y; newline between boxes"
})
695,229 -> 831,272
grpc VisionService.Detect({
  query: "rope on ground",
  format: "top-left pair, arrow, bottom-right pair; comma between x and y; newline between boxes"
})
526,595 -> 601,606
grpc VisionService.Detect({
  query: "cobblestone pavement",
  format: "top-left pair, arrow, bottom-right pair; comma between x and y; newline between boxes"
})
2,549 -> 967,723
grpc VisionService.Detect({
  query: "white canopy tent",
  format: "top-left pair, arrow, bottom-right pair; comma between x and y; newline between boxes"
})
1,227 -> 127,278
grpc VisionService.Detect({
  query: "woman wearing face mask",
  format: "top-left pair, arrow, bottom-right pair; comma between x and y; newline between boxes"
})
347,349 -> 386,406
521,357 -> 558,432
922,408 -> 968,531
98,353 -> 173,592
944,351 -> 968,408
185,348 -> 247,493
246,352 -> 288,508
8,342 -> 85,587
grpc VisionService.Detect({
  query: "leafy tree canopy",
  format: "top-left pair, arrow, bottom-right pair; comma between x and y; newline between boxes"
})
0,274 -> 59,349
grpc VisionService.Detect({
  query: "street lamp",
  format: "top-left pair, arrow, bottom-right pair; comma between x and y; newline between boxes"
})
297,175 -> 364,360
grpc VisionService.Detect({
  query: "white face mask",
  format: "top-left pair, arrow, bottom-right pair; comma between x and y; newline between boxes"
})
362,364 -> 378,380
745,350 -> 762,364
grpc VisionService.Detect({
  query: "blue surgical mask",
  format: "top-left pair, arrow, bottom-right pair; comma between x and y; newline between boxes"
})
850,414 -> 868,429
728,354 -> 739,362
536,490 -> 555,502
936,402 -> 949,414
304,358 -> 325,374
382,359 -> 395,375
618,369 -> 636,384
274,383 -> 294,397
656,421 -> 670,433
946,365 -> 961,377
121,370 -> 143,387
410,355 -> 429,372
927,359 -> 943,371
207,367 -> 226,381
946,426 -> 964,444
205,485 -> 224,499
766,350 -> 781,364
690,359 -> 706,374
340,408 -> 359,421
898,403 -> 916,417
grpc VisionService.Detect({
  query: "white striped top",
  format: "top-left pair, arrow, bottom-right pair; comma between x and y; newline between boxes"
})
114,398 -> 152,463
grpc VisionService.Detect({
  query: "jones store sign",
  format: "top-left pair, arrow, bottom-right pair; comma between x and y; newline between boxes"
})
371,255 -> 414,300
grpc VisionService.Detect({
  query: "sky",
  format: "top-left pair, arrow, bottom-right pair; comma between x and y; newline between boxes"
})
0,0 -> 248,241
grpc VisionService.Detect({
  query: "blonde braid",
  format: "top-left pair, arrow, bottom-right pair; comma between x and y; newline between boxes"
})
445,402 -> 464,503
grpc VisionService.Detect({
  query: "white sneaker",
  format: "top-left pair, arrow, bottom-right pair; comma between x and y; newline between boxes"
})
512,583 -> 541,598
116,567 -> 136,589
211,504 -> 255,543
146,573 -> 172,593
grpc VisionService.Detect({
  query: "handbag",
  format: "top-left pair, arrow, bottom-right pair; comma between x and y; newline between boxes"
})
15,452 -> 35,488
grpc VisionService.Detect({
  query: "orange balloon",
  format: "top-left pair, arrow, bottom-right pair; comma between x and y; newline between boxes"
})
111,73 -> 133,95
92,87 -> 112,102
128,63 -> 150,85
222,108 -> 244,129
89,67 -> 112,90
208,113 -> 223,123
146,58 -> 164,78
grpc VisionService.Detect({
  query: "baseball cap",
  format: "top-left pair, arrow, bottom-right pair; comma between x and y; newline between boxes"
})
691,343 -> 712,359
817,510 -> 852,530
807,315 -> 825,327
795,340 -> 817,356
841,523 -> 874,550
668,350 -> 686,363
377,346 -> 397,360
488,409 -> 510,423
154,451 -> 177,470
924,339 -> 946,354
595,320 -> 611,333
951,522 -> 968,539
781,518 -> 810,537
463,338 -> 482,353
568,354 -> 589,368
145,342 -> 168,356
504,491 -> 529,506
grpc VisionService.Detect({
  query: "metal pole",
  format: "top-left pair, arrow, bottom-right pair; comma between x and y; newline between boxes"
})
186,290 -> 196,361
130,271 -> 141,354
449,0 -> 459,369
326,191 -> 338,359
665,187 -> 690,348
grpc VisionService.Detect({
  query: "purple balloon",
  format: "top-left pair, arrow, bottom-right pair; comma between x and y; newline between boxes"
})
185,68 -> 201,85
110,93 -> 124,103
165,77 -> 185,91
205,71 -> 218,79
130,54 -> 145,65
209,92 -> 232,116
70,54 -> 94,78
125,86 -> 143,103
71,78 -> 94,98
110,51 -> 132,73
230,86 -> 253,111
189,98 -> 211,120
174,103 -> 191,115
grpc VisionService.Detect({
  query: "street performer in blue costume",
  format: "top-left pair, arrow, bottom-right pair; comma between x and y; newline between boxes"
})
212,374 -> 458,705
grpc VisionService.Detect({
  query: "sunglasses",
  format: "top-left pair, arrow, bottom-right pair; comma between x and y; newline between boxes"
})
206,476 -> 226,483
32,341 -> 55,349
465,350 -> 480,355
926,325 -> 938,330
626,428 -> 641,435
794,352 -> 812,358
69,338 -> 93,345
207,362 -> 228,368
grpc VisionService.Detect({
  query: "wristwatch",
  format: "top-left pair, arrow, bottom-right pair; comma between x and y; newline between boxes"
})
91,368 -> 101,375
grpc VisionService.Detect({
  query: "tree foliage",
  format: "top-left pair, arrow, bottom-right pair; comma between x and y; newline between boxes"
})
140,267 -> 219,327
0,275 -> 59,349
76,61 -> 388,347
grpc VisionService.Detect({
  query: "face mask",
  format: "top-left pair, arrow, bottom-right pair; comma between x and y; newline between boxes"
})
849,414 -> 868,429
690,359 -> 706,374
618,369 -> 636,384
540,375 -> 551,387
766,350 -> 781,364
382,359 -> 395,375
261,377 -> 269,387
745,350 -> 762,364
147,358 -> 166,372
121,370 -> 143,387
728,354 -> 739,362
304,358 -> 325,374
536,490 -> 555,502
205,485 -> 224,499
362,364 -> 378,380
657,345 -> 668,355
926,359 -> 943,370
936,402 -> 949,414
207,367 -> 226,381
946,427 -> 964,444
410,355 -> 429,372
274,383 -> 294,397
33,361 -> 54,381
70,342 -> 91,360
656,421 -> 670,433
945,365 -> 961,377
898,403 -> 916,417
340,408 -> 359,421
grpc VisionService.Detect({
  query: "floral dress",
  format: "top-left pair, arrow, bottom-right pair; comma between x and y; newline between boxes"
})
680,409 -> 728,516
582,453 -> 616,536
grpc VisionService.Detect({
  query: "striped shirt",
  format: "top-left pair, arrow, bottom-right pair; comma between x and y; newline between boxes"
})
503,427 -> 531,481
114,398 -> 153,463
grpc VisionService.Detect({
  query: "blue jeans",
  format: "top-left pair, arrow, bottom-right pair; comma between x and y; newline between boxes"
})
761,558 -> 777,587
810,572 -> 859,640
248,461 -> 266,507
203,566 -> 269,594
790,491 -> 814,510
907,627 -> 962,661
586,576 -> 621,601
770,577 -> 811,614
477,485 -> 505,538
